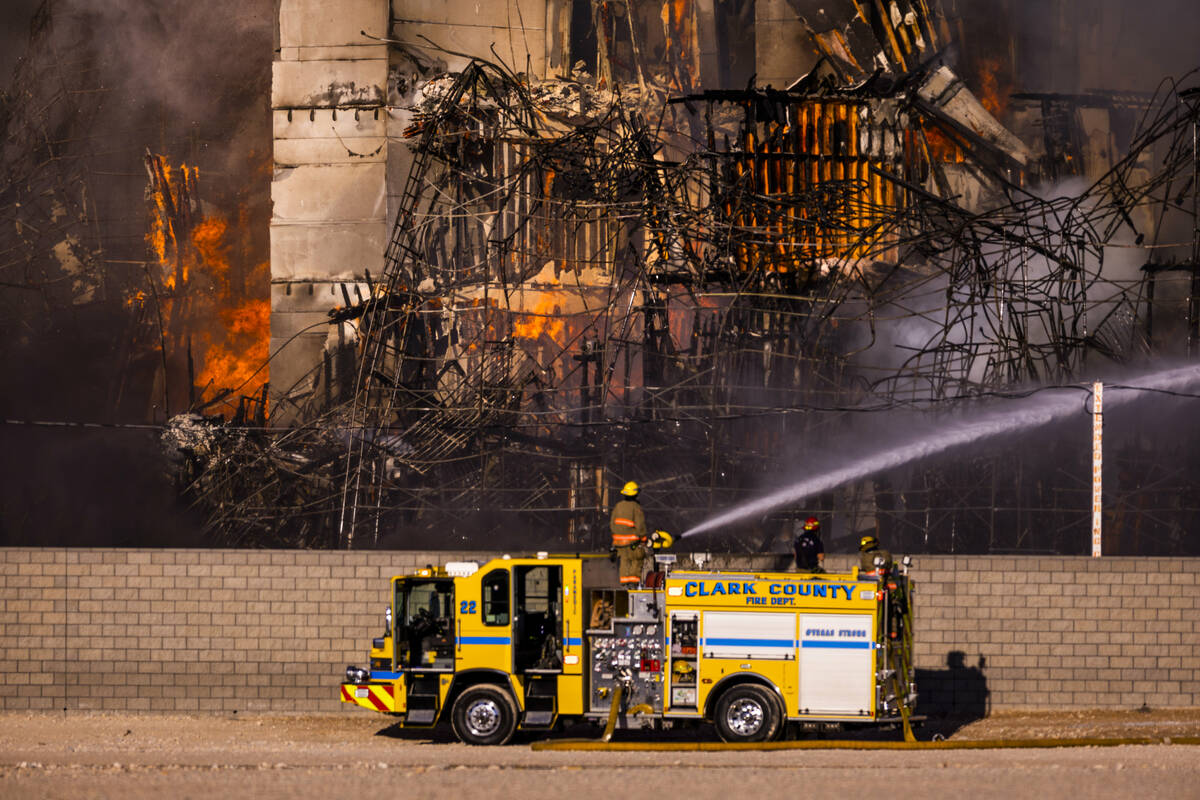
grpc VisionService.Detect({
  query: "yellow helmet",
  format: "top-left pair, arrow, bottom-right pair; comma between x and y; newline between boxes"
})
620,481 -> 640,498
859,535 -> 879,552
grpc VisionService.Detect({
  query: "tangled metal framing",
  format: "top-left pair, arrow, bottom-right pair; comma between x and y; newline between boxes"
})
182,59 -> 1200,555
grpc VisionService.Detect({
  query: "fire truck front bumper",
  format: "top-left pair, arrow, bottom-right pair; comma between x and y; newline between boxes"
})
341,666 -> 404,713
340,681 -> 401,713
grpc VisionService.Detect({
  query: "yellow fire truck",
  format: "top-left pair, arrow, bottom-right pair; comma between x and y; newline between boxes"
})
340,553 -> 915,745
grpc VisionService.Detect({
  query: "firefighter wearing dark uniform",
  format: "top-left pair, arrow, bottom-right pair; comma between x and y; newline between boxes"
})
793,516 -> 825,572
859,534 -> 893,576
610,481 -> 647,586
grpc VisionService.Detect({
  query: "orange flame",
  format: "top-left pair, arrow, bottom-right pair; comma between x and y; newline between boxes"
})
923,125 -> 964,164
512,294 -> 566,342
144,153 -> 270,415
974,57 -> 1010,120
191,217 -> 229,281
195,296 -> 270,396
145,161 -> 199,291
660,0 -> 699,92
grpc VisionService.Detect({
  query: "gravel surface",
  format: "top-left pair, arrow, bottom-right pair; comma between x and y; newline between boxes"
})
1,711 -> 1198,799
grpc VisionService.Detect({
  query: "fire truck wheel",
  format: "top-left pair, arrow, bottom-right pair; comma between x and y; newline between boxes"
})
713,684 -> 781,743
451,684 -> 518,746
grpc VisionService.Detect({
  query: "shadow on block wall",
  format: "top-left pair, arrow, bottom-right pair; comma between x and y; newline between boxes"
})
916,650 -> 990,736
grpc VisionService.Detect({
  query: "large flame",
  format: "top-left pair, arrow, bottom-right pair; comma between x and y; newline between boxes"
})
512,293 -> 566,342
145,160 -> 198,291
144,154 -> 269,416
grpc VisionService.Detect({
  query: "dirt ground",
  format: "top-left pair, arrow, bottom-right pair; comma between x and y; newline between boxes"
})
1,711 -> 1199,800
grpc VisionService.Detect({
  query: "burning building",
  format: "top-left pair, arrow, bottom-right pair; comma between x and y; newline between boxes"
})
237,0 -> 1200,555
5,1 -> 1195,553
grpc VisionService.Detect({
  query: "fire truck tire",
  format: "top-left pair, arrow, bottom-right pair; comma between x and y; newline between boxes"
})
765,690 -> 788,741
451,684 -> 518,746
713,684 -> 781,743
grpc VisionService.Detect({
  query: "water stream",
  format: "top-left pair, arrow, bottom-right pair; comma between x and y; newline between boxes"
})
681,364 -> 1200,539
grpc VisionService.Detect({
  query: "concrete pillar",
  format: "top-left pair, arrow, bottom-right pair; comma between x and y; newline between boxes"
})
270,0 -> 555,415
270,0 -> 390,413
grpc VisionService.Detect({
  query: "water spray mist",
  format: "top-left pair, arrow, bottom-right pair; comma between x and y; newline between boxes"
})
681,364 -> 1200,539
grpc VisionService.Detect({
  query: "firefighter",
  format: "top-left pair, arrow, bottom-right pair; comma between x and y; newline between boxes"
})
793,516 -> 825,573
859,534 -> 893,576
642,529 -> 675,587
610,481 -> 648,586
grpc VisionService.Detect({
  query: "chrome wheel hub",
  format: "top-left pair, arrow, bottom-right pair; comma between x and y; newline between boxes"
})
726,698 -> 765,737
465,698 -> 502,737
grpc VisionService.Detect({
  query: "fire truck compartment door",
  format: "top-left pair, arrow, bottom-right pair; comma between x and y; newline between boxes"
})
701,611 -> 795,660
798,613 -> 874,714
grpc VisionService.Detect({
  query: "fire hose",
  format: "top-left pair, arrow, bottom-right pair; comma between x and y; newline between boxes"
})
533,734 -> 1200,752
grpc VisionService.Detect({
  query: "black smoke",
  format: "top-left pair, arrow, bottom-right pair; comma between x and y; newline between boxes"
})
0,0 -> 271,546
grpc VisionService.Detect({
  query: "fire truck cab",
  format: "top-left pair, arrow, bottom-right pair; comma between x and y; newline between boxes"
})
340,553 -> 915,745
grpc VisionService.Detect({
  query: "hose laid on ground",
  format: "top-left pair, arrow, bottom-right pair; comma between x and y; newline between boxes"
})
531,735 -> 1200,752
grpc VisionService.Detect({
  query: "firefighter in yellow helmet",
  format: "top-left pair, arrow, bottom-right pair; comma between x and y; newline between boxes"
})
610,481 -> 648,585
858,534 -> 893,576
642,528 -> 675,587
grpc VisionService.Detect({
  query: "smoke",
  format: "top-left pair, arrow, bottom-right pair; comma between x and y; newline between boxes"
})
947,0 -> 1200,96
683,362 -> 1200,539
57,0 -> 271,168
0,1 -> 41,83
0,0 -> 272,546
0,425 -> 206,547
1,0 -> 273,423
833,176 -> 1121,402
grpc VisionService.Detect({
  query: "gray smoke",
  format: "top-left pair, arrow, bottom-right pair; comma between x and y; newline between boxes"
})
946,0 -> 1200,95
683,362 -> 1200,538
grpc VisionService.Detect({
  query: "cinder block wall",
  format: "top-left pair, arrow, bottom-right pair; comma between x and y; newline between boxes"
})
905,555 -> 1200,713
0,549 -> 477,713
1,549 -> 1197,714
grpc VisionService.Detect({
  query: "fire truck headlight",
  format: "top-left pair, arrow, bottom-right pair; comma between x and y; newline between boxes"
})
901,555 -> 912,568
345,665 -> 368,684
873,555 -> 885,568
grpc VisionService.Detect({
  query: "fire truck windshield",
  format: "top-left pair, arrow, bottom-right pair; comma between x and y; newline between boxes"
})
395,579 -> 455,669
